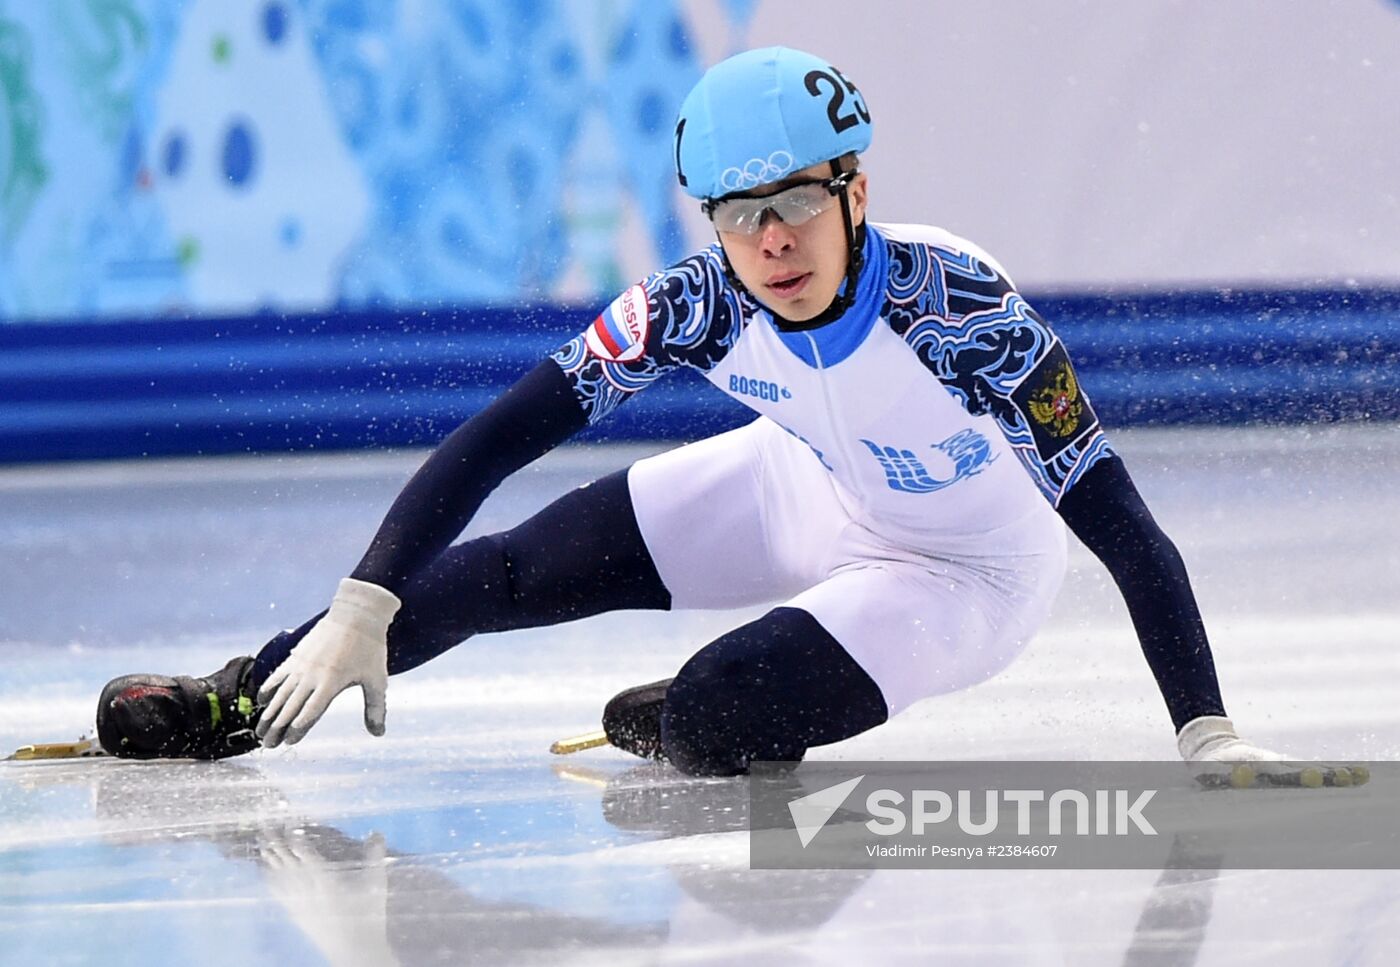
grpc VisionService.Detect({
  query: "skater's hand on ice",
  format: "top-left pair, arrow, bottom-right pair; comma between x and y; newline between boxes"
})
1177,715 -> 1367,789
256,578 -> 401,748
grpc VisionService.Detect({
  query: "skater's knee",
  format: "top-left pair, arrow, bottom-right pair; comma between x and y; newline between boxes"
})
659,665 -> 742,776
659,709 -> 750,777
655,607 -> 889,775
659,647 -> 801,777
665,643 -> 756,731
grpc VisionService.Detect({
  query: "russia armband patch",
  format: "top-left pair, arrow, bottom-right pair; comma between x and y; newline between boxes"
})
1012,341 -> 1101,460
585,284 -> 650,363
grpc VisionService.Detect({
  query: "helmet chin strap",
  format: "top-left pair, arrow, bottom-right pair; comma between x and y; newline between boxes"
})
719,159 -> 866,333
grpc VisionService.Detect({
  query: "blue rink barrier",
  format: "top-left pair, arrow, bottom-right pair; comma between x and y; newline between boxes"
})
1,287 -> 1397,464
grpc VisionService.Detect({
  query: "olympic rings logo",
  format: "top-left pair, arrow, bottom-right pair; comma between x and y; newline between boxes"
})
719,150 -> 794,192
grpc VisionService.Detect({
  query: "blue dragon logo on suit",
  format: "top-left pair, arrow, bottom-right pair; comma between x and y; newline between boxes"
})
861,428 -> 998,495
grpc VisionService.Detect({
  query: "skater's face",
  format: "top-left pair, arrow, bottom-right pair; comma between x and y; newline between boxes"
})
713,161 -> 868,323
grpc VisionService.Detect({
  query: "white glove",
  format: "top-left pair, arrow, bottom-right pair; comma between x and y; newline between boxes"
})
1177,715 -> 1366,788
256,578 -> 401,748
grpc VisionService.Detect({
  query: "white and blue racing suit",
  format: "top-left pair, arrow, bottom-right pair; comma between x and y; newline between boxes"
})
554,224 -> 1108,713
258,221 -> 1225,773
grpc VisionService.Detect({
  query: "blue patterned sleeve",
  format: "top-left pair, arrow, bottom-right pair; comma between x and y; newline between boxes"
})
885,241 -> 1113,506
550,246 -> 745,424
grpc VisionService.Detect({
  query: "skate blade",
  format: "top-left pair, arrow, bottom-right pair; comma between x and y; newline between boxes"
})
5,737 -> 107,761
549,729 -> 611,755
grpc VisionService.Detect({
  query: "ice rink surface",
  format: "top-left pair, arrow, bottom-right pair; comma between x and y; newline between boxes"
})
2,424 -> 1398,965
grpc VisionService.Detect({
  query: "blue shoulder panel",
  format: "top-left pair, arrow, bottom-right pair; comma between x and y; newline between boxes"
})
551,246 -> 747,424
882,237 -> 1114,505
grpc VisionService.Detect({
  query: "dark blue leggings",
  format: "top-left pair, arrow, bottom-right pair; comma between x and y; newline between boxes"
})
252,470 -> 888,774
661,606 -> 888,775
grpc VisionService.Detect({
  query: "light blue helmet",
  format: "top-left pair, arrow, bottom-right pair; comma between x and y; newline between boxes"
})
674,46 -> 872,200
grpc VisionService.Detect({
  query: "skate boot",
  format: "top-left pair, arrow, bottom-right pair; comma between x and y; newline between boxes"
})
96,656 -> 261,760
602,677 -> 673,761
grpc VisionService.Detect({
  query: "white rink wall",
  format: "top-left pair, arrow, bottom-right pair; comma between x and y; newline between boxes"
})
700,0 -> 1400,288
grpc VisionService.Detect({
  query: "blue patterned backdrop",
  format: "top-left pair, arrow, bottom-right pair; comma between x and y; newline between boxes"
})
0,0 -> 720,320
0,2 -> 1396,463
